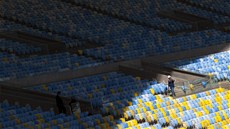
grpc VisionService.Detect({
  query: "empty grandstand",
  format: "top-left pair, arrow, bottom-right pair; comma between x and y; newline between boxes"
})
0,0 -> 230,129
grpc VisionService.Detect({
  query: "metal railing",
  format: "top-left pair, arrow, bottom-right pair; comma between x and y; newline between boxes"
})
162,75 -> 230,96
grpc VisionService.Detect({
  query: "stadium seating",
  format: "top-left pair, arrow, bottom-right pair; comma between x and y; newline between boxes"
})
84,29 -> 230,61
28,71 -> 230,128
224,26 -> 230,31
181,6 -> 230,24
69,0 -> 193,32
2,0 -> 230,62
0,52 -> 103,81
2,64 -> 230,129
2,0 -> 230,129
0,19 -> 84,48
28,72 -> 167,109
166,51 -> 230,82
1,0 -> 165,47
183,0 -> 230,15
0,38 -> 42,55
115,88 -> 230,129
0,100 -> 119,129
69,0 -> 230,25
25,85 -> 230,128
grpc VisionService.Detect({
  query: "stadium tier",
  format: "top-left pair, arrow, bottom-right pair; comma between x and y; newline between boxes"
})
69,0 -> 192,32
70,0 -> 230,25
183,0 -> 230,15
0,38 -> 42,55
1,0 -> 230,129
1,0 -> 230,62
84,29 -> 230,61
28,72 -> 166,108
0,19 -> 84,48
115,88 -> 230,129
181,6 -> 230,24
166,51 -> 230,82
2,88 -> 230,129
1,0 -> 164,46
0,52 -> 103,81
0,100 -> 116,129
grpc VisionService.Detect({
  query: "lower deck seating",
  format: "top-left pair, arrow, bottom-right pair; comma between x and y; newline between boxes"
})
28,72 -> 167,108
0,100 -> 118,129
4,87 -> 229,129
115,88 -> 230,129
27,70 -> 230,129
165,51 -> 230,82
0,100 -> 83,129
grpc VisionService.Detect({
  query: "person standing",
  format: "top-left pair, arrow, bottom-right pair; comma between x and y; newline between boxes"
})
69,96 -> 77,113
56,91 -> 66,114
168,75 -> 176,97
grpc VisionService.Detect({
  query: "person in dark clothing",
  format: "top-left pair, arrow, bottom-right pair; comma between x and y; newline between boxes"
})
168,75 -> 176,97
56,91 -> 66,114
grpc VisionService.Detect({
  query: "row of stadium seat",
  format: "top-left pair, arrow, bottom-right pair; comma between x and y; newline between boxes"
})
181,6 -> 230,24
115,88 -> 230,129
0,52 -> 103,81
1,0 -> 165,48
28,72 -> 164,108
71,0 -> 230,25
0,19 -> 84,48
6,65 -> 229,129
0,100 -> 120,129
1,0 -> 230,63
225,26 -> 230,31
183,0 -> 230,15
72,0 -> 192,32
84,29 -> 230,61
166,50 -> 230,82
0,38 -> 42,55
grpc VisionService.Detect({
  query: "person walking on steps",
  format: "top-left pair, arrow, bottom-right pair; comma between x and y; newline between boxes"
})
168,75 -> 176,97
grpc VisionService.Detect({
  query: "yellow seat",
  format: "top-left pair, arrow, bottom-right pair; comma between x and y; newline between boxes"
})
75,63 -> 80,67
207,125 -> 214,129
35,125 -> 42,129
150,126 -> 156,129
152,114 -> 157,121
136,77 -> 141,80
165,117 -> 169,123
176,118 -> 181,124
137,99 -> 142,104
117,124 -> 122,129
189,84 -> 194,91
120,118 -> 125,122
182,97 -> 187,101
150,89 -> 155,94
23,123 -> 29,128
135,125 -> 141,129
35,114 -> 42,119
228,65 -> 230,70
204,109 -> 209,115
128,101 -> 132,106
58,125 -> 64,129
77,50 -> 83,55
